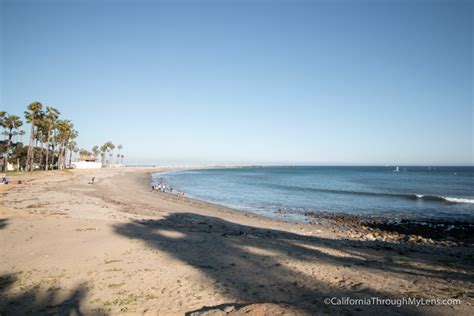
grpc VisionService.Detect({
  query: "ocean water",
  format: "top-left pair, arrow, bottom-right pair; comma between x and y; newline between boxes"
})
154,166 -> 474,221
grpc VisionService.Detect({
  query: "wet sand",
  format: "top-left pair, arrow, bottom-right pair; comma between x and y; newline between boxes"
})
0,167 -> 473,315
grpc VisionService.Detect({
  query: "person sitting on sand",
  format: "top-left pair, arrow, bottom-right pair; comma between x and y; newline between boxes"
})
2,175 -> 9,185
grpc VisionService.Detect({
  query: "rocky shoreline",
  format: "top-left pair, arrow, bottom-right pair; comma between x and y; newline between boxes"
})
304,212 -> 474,247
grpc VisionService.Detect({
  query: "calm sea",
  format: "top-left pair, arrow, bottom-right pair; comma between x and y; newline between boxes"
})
154,166 -> 474,221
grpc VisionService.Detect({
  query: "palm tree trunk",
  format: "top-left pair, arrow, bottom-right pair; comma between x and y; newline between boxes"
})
60,144 -> 67,169
45,130 -> 51,170
62,146 -> 66,169
57,146 -> 61,170
2,129 -> 13,172
58,145 -> 63,170
30,138 -> 39,171
26,124 -> 35,171
39,142 -> 44,170
63,146 -> 67,169
50,144 -> 55,169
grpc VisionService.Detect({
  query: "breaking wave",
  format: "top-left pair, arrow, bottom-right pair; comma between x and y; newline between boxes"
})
268,184 -> 474,204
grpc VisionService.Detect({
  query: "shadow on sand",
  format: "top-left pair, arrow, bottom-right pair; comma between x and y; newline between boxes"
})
0,219 -> 91,315
114,212 -> 473,314
0,273 -> 88,315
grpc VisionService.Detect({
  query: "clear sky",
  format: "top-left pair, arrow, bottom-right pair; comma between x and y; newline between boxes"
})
1,0 -> 472,165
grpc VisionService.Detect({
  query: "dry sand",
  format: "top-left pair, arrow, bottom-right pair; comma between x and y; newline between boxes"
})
0,167 -> 472,315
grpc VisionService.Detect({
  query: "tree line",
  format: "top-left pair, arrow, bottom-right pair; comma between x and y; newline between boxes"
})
78,142 -> 124,166
0,101 -> 124,172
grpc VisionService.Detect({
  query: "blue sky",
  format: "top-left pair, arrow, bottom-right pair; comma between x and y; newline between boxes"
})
1,0 -> 472,165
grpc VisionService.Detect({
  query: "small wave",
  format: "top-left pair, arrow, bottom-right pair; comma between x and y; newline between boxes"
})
410,194 -> 474,204
408,194 -> 446,202
443,197 -> 474,204
267,184 -> 473,204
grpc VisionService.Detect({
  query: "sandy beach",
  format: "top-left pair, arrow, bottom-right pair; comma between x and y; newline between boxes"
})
0,167 -> 473,315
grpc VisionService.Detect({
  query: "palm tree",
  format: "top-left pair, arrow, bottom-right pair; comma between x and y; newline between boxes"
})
91,145 -> 100,159
24,101 -> 43,171
73,146 -> 79,162
55,120 -> 77,170
50,128 -> 58,169
1,114 -> 23,172
100,143 -> 108,166
18,130 -> 26,143
12,130 -> 20,143
44,106 -> 60,170
121,154 -> 124,165
0,111 -> 6,135
108,142 -> 115,165
34,112 -> 47,169
64,127 -> 78,169
55,120 -> 67,169
35,113 -> 48,169
67,140 -> 77,166
117,144 -> 123,164
79,148 -> 89,158
0,111 -> 5,125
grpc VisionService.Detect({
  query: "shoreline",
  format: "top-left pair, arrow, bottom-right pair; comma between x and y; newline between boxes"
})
149,168 -> 474,247
1,167 -> 473,315
151,165 -> 474,217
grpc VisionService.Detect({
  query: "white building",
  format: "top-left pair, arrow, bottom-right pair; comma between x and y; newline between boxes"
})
71,157 -> 102,169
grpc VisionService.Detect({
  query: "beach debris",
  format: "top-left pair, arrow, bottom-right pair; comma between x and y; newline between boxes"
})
75,227 -> 99,232
222,305 -> 235,313
365,233 -> 376,241
304,211 -> 473,246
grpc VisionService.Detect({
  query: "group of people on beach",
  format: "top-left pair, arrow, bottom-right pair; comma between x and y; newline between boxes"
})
152,178 -> 185,196
152,182 -> 167,192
